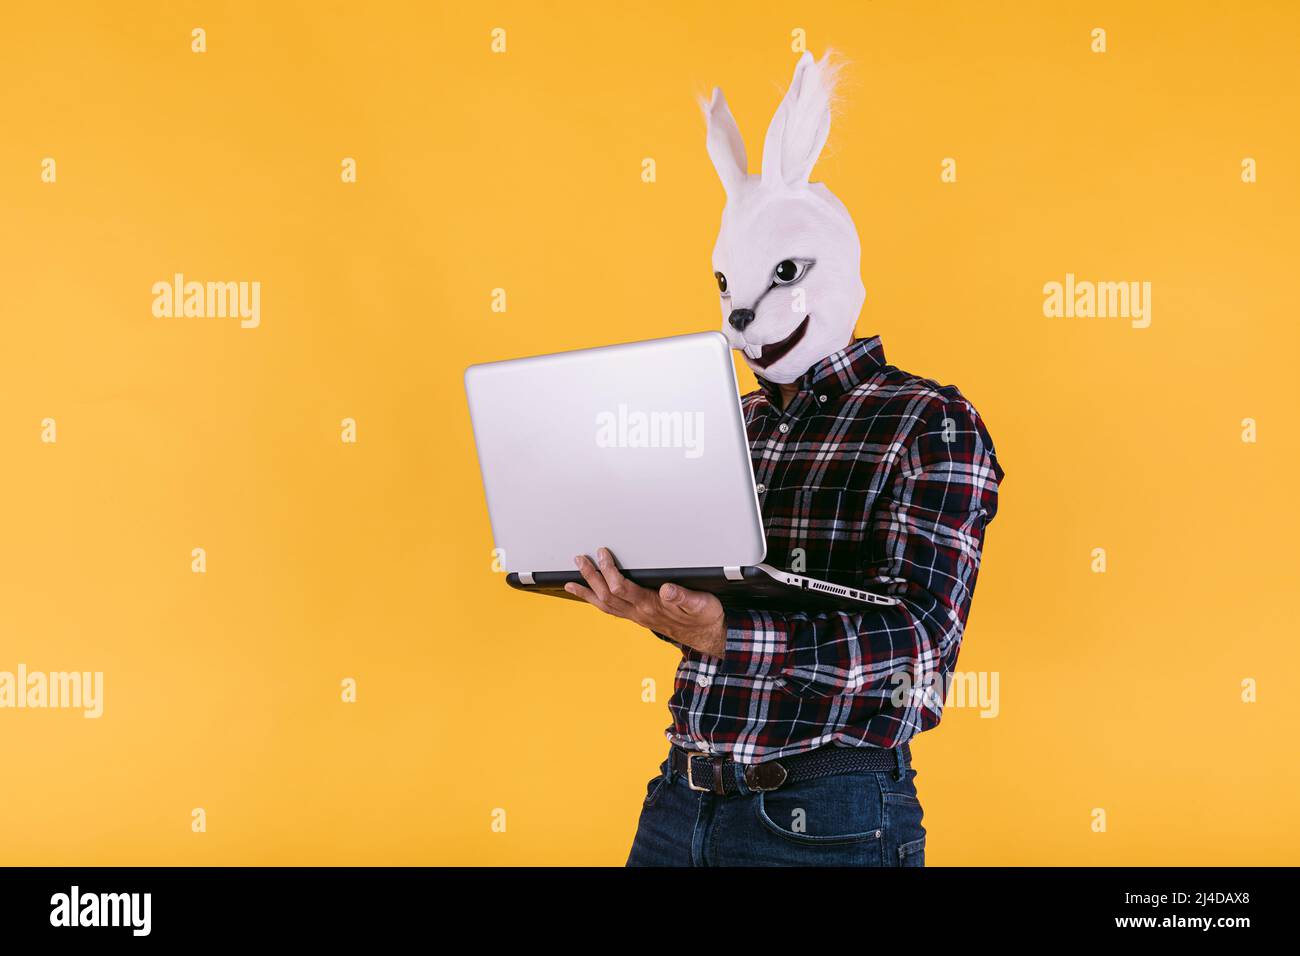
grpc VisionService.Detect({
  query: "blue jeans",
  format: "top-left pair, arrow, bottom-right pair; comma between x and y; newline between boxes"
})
626,749 -> 926,867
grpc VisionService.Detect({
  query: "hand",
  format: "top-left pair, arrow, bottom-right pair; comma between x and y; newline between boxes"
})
565,548 -> 726,658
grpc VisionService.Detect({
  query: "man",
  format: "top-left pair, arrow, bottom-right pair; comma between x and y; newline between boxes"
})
565,52 -> 1004,866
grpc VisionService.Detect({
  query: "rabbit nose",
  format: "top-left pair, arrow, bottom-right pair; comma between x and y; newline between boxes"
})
728,308 -> 756,331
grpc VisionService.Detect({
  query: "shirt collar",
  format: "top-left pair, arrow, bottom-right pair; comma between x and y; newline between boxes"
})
756,335 -> 887,405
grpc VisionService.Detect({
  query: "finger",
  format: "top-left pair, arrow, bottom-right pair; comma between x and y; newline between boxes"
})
564,581 -> 610,613
594,548 -> 653,608
575,554 -> 637,616
574,554 -> 617,604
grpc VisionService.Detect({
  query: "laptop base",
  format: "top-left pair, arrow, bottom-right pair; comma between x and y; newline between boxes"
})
505,563 -> 897,613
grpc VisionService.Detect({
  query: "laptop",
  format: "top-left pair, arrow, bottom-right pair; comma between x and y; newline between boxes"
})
464,331 -> 898,612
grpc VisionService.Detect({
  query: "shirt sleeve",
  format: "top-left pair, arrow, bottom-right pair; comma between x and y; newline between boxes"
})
714,398 -> 1003,700
651,630 -> 686,650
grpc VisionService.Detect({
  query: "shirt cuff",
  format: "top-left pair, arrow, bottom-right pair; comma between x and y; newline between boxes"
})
716,609 -> 790,678
651,630 -> 685,650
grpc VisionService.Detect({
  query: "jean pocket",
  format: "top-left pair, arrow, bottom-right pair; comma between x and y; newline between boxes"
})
883,789 -> 926,865
897,836 -> 926,867
643,765 -> 670,808
754,789 -> 884,847
884,791 -> 921,808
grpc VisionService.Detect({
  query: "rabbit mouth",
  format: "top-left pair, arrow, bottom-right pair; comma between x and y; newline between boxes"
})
747,315 -> 810,369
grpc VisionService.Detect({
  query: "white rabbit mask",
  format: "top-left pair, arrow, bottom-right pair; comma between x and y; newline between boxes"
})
703,51 -> 865,385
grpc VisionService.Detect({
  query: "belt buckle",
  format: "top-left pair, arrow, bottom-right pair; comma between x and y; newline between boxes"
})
686,753 -> 714,793
745,760 -> 789,792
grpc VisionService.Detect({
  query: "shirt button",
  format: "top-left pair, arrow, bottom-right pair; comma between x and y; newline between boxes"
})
697,675 -> 711,688
755,483 -> 766,494
818,394 -> 828,404
779,422 -> 789,433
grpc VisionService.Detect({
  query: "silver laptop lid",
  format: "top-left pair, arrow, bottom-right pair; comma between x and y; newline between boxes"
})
465,332 -> 766,574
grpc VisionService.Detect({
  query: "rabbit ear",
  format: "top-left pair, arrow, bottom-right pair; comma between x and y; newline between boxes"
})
701,86 -> 748,197
761,50 -> 840,188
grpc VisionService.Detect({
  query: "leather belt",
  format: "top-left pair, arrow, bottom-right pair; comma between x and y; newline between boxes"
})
669,742 -> 910,796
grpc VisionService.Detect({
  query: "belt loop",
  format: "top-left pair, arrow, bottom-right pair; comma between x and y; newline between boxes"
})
731,759 -> 749,797
666,746 -> 678,784
892,744 -> 906,781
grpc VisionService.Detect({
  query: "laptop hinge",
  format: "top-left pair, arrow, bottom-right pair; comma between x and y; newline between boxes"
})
723,566 -> 744,581
518,571 -> 535,585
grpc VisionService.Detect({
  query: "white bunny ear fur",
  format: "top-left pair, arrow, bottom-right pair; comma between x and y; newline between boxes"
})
761,50 -> 843,188
700,86 -> 748,197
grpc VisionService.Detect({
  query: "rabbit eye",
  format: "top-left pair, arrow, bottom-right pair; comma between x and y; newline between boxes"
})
714,271 -> 728,294
773,259 -> 811,285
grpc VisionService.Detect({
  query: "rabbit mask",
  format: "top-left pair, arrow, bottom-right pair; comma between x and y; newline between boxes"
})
703,51 -> 865,385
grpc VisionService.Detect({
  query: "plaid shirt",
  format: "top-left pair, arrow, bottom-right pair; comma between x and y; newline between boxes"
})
663,336 -> 1003,763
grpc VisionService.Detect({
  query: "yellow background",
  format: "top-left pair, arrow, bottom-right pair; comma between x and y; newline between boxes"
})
2,0 -> 1297,866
